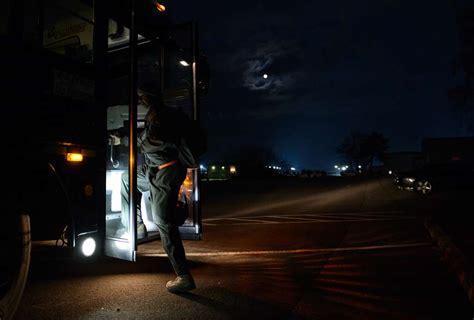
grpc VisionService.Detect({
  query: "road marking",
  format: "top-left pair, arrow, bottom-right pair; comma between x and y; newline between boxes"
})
140,242 -> 432,257
203,217 -> 417,226
225,217 -> 276,224
202,211 -> 416,226
202,211 -> 406,222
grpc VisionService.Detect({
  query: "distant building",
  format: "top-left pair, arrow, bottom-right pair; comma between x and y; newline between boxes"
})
204,164 -> 237,180
422,137 -> 474,165
383,137 -> 474,174
299,170 -> 327,178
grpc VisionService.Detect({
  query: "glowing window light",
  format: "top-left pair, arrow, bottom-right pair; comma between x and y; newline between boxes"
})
230,166 -> 236,173
106,170 -> 125,212
115,240 -> 129,250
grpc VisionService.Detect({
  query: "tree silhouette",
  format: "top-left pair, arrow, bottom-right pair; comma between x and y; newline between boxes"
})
336,131 -> 365,168
362,132 -> 390,169
337,131 -> 389,171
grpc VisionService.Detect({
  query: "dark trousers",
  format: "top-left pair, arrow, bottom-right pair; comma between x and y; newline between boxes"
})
121,163 -> 190,276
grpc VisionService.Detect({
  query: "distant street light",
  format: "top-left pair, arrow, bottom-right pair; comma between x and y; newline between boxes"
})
263,74 -> 268,79
334,165 -> 338,169
180,60 -> 190,67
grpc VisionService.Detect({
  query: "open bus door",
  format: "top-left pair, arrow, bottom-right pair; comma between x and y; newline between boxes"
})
103,5 -> 205,261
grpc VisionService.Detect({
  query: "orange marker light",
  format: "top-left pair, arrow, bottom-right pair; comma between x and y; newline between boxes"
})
155,2 -> 166,12
66,153 -> 83,162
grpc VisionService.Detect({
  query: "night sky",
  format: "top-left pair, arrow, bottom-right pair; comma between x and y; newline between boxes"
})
171,0 -> 470,171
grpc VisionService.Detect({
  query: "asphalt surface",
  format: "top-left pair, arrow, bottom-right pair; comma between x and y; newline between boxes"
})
15,176 -> 474,319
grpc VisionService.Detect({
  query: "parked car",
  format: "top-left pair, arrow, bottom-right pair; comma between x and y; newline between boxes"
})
393,163 -> 474,195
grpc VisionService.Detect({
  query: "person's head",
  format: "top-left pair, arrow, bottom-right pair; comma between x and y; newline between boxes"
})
137,81 -> 163,108
137,89 -> 156,108
137,88 -> 165,125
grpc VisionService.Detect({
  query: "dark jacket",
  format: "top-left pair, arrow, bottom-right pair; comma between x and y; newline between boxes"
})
139,105 -> 189,167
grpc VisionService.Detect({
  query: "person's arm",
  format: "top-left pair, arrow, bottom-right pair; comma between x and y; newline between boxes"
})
109,131 -> 130,146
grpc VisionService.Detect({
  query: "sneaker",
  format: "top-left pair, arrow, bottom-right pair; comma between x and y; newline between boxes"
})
137,223 -> 148,240
166,274 -> 196,293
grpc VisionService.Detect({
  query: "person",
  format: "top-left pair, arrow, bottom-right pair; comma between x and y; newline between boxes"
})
110,88 -> 196,293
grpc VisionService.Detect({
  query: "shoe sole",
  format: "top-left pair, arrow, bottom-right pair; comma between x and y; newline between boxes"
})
166,284 -> 196,293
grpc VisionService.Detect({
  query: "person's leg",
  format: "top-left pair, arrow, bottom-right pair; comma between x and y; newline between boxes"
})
149,164 -> 190,277
120,166 -> 149,230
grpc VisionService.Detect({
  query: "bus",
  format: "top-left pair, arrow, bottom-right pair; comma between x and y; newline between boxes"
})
1,0 -> 208,318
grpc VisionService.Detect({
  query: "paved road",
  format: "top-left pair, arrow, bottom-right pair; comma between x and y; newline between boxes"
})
15,177 -> 474,319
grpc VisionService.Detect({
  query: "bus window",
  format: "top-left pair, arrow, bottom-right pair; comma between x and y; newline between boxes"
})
0,0 -> 14,35
41,0 -> 94,62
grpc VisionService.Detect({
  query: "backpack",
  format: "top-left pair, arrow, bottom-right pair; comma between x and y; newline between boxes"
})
177,119 -> 207,168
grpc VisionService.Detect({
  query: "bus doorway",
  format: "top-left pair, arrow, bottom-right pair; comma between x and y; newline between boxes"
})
103,8 -> 206,261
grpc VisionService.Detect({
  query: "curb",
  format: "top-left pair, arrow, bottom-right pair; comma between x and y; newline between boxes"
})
424,217 -> 474,305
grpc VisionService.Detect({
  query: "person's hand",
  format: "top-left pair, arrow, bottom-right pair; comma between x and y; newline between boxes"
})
109,134 -> 121,146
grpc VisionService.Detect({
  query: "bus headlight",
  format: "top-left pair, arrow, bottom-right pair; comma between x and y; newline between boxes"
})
81,237 -> 96,257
